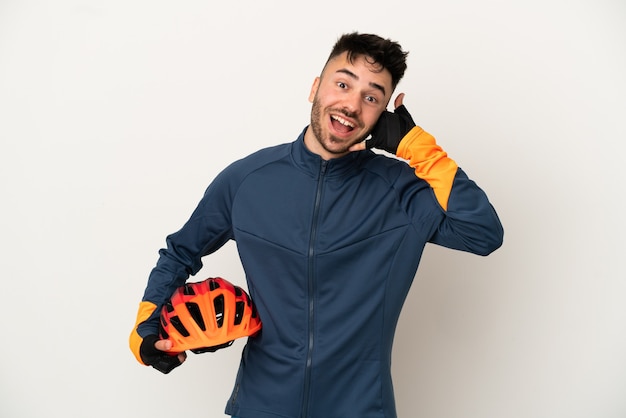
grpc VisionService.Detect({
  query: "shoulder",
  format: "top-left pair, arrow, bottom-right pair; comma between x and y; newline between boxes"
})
228,142 -> 292,170
210,142 -> 293,188
358,150 -> 416,183
220,142 -> 291,172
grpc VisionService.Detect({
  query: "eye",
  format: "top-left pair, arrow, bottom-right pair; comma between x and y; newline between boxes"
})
337,81 -> 347,89
365,95 -> 377,103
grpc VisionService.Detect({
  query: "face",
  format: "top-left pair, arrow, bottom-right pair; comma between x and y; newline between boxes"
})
304,52 -> 393,159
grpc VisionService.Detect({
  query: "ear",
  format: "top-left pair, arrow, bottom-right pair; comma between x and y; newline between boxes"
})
308,77 -> 320,103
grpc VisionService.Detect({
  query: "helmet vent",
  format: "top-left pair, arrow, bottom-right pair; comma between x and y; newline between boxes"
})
186,302 -> 206,331
170,315 -> 190,337
209,279 -> 221,291
214,295 -> 225,327
183,284 -> 196,296
158,319 -> 170,339
234,301 -> 245,325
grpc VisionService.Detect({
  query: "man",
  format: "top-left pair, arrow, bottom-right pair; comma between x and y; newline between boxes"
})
130,32 -> 503,418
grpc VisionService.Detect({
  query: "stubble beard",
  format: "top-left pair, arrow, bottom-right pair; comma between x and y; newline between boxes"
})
310,97 -> 366,156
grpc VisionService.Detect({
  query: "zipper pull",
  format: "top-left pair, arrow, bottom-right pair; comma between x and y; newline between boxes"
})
320,160 -> 328,175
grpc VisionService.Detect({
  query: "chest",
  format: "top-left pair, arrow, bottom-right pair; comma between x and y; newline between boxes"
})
231,166 -> 410,254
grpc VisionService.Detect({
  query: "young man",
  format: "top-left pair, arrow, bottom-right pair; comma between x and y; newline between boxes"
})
130,32 -> 504,418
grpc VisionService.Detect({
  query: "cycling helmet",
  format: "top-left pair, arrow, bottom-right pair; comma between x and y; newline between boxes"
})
159,277 -> 262,354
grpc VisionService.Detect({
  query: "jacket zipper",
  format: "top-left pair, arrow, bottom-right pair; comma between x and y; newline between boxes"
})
301,159 -> 328,418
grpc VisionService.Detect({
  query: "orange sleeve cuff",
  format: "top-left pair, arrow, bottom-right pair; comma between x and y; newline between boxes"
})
396,126 -> 458,211
129,301 -> 158,365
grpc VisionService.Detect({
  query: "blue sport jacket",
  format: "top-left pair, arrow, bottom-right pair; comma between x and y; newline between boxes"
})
134,126 -> 503,418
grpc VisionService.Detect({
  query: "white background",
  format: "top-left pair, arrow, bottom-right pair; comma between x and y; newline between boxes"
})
1,0 -> 625,417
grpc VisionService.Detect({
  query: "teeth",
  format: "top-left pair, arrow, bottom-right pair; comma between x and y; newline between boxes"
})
331,115 -> 354,128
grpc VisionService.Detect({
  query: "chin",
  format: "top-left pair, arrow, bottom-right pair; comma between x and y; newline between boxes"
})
318,141 -> 347,157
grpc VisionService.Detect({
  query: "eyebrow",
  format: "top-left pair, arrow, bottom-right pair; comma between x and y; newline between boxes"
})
335,68 -> 387,97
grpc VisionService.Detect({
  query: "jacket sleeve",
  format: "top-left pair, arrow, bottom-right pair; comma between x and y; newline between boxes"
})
129,170 -> 236,364
397,126 -> 504,255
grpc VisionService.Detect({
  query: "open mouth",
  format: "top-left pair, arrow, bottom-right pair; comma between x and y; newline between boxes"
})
330,114 -> 355,134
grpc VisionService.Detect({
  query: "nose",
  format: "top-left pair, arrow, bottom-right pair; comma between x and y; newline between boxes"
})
341,91 -> 361,116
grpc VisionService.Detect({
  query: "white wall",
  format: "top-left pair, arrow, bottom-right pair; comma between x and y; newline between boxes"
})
1,0 -> 624,417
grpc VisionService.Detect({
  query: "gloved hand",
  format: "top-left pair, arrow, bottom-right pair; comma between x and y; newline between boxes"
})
367,93 -> 415,154
139,334 -> 186,374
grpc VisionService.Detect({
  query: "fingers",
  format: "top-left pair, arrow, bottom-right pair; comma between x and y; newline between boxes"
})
154,338 -> 172,352
155,338 -> 187,363
394,93 -> 405,109
348,141 -> 366,152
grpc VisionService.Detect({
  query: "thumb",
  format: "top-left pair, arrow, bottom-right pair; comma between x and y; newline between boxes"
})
156,339 -> 187,363
393,93 -> 405,109
348,141 -> 366,152
154,338 -> 172,352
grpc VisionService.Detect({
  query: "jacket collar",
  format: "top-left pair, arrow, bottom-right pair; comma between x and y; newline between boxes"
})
291,126 -> 364,178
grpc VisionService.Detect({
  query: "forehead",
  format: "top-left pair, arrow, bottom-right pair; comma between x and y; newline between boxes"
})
322,52 -> 393,95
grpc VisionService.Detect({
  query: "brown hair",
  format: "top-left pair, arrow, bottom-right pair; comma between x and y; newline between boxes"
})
325,32 -> 409,89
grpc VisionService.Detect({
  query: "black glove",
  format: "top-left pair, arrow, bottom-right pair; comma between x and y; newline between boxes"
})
367,104 -> 416,154
139,334 -> 183,374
